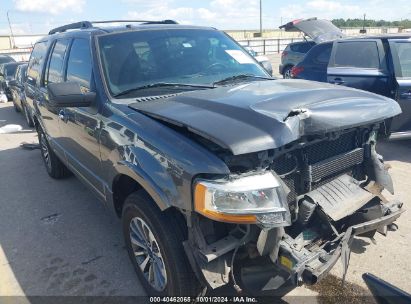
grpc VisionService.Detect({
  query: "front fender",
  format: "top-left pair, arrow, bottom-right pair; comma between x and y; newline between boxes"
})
113,158 -> 172,210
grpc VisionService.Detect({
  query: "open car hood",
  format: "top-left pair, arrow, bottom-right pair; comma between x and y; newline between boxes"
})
129,80 -> 401,155
279,18 -> 345,43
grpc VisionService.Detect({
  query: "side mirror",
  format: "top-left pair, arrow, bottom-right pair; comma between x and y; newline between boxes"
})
48,82 -> 95,107
260,60 -> 273,76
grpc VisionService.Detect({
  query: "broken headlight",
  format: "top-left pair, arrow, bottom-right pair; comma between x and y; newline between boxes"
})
194,172 -> 291,227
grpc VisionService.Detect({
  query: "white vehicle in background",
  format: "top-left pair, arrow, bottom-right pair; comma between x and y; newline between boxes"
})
244,46 -> 273,76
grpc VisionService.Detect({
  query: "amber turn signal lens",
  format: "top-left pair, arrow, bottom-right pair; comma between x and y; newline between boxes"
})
194,183 -> 257,224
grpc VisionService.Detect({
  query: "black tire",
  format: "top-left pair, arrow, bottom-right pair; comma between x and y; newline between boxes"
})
122,190 -> 200,296
283,66 -> 293,79
38,127 -> 70,179
22,104 -> 34,127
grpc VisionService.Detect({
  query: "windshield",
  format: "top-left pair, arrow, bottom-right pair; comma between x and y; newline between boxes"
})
97,28 -> 269,98
389,39 -> 411,78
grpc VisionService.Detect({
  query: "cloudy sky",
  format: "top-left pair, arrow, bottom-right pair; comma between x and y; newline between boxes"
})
0,0 -> 410,35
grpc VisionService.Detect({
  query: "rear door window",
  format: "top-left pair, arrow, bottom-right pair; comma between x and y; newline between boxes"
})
27,41 -> 48,86
44,39 -> 70,86
332,41 -> 381,69
66,38 -> 92,92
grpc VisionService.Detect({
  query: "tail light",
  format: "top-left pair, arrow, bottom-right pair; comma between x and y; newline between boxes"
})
281,51 -> 288,58
291,66 -> 304,78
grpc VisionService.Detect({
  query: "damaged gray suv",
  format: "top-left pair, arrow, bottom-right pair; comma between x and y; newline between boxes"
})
27,20 -> 404,296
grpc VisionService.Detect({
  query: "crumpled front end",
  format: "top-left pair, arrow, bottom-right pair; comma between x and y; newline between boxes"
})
184,124 -> 404,293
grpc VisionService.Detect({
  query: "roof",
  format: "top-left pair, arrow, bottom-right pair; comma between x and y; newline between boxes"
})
45,20 -> 215,39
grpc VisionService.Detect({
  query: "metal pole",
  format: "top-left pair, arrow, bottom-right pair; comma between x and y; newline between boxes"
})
7,11 -> 15,49
259,0 -> 262,36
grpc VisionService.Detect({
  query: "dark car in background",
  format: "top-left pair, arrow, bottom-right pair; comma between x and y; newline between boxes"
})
0,61 -> 26,101
9,63 -> 33,126
291,35 -> 411,139
0,54 -> 16,65
26,20 -> 403,297
279,18 -> 344,78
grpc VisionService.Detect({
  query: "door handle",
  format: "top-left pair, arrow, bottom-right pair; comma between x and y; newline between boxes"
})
329,78 -> 345,85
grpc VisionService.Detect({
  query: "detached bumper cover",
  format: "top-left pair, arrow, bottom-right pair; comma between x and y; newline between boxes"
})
239,201 -> 403,293
301,202 -> 404,285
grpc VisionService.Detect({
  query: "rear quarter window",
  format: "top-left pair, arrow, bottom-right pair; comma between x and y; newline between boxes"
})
333,41 -> 380,69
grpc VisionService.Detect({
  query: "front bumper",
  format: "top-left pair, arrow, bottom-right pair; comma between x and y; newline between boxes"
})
302,203 -> 403,285
239,201 -> 403,293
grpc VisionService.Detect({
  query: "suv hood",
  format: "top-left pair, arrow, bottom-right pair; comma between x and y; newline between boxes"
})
129,80 -> 401,155
279,18 -> 344,43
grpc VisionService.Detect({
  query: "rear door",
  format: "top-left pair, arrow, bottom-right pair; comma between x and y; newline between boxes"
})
388,38 -> 411,133
38,38 -> 71,150
327,39 -> 391,97
26,41 -> 48,119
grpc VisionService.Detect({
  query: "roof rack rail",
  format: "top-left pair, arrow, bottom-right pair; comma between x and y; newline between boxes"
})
90,20 -> 178,25
48,20 -> 178,35
48,21 -> 93,35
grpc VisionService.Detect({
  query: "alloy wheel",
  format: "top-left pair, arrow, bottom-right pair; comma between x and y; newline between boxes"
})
284,68 -> 292,79
129,217 -> 168,291
40,133 -> 51,171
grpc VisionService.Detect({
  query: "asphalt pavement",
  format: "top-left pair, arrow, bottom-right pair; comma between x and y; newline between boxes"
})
1,101 -> 410,303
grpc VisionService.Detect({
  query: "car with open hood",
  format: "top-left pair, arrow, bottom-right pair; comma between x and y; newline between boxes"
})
279,18 -> 344,78
27,20 -> 404,297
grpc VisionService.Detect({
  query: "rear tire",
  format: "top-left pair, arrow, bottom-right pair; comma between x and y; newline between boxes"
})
122,190 -> 200,296
38,127 -> 70,179
283,66 -> 293,79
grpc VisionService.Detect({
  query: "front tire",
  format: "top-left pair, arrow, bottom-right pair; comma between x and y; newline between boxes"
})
122,190 -> 200,296
38,128 -> 70,179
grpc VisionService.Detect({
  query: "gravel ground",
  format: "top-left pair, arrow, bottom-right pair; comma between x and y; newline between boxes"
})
0,100 -> 410,303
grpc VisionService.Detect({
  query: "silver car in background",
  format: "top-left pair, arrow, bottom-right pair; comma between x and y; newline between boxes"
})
279,41 -> 315,78
279,18 -> 344,78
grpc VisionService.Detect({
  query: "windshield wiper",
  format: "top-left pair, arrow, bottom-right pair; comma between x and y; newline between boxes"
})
113,82 -> 214,98
213,74 -> 273,86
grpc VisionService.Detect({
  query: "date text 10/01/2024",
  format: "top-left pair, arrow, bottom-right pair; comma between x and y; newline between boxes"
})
149,297 -> 258,302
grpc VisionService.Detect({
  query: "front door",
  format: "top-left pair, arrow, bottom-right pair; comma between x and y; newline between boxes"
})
58,38 -> 105,198
388,38 -> 411,134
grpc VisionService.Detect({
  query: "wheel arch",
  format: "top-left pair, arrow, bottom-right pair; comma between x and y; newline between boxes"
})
110,164 -> 172,218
